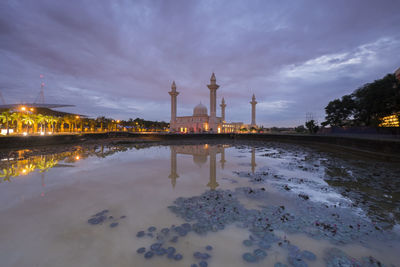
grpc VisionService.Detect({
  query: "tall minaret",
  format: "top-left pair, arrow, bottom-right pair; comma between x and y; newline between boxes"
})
168,146 -> 179,188
220,97 -> 226,122
207,146 -> 219,190
207,73 -> 219,132
250,94 -> 257,128
169,81 -> 179,131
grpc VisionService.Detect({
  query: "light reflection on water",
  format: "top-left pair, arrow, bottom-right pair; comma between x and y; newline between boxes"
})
0,142 -> 399,267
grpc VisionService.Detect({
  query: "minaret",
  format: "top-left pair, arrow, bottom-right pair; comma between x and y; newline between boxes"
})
251,147 -> 257,174
169,81 -> 179,131
250,94 -> 257,128
220,97 -> 226,122
207,73 -> 219,132
207,146 -> 219,190
220,146 -> 226,169
168,146 -> 179,188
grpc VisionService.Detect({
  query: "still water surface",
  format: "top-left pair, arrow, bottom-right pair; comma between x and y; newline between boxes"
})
0,142 -> 399,267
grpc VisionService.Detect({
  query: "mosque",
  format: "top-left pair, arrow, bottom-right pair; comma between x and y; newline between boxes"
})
168,73 -> 257,133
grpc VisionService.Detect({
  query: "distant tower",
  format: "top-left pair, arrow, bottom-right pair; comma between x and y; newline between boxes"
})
35,74 -> 45,104
220,97 -> 226,122
169,81 -> 179,132
250,94 -> 257,127
207,73 -> 219,132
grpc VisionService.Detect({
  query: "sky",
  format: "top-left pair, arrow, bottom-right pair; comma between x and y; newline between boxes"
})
1,0 -> 400,127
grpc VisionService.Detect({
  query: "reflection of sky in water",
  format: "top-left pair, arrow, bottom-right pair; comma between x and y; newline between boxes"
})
0,143 -> 399,266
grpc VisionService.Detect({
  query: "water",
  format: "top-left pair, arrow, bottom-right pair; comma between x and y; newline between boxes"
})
0,141 -> 399,267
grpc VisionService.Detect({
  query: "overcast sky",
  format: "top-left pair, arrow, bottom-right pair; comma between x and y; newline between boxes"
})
1,0 -> 399,127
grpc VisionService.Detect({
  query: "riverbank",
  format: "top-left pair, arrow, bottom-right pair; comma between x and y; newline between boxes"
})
1,132 -> 399,161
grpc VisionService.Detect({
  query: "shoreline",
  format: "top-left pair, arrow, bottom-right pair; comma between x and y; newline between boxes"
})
0,132 -> 399,161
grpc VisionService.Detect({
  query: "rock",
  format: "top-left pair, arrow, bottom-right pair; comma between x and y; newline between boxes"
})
205,245 -> 213,251
155,248 -> 167,255
161,228 -> 170,235
199,261 -> 208,267
136,231 -> 145,238
88,215 -> 106,225
301,250 -> 316,261
136,247 -> 146,254
148,226 -> 157,232
120,215 -> 126,219
166,247 -> 176,255
150,243 -> 162,251
174,253 -> 183,260
109,222 -> 119,228
243,252 -> 257,263
170,236 -> 178,243
243,239 -> 253,247
144,251 -> 154,259
191,264 -> 198,267
254,249 -> 267,260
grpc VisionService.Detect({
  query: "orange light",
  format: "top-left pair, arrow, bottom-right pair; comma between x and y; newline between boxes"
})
30,108 -> 34,112
75,116 -> 80,119
75,155 -> 80,160
20,106 -> 26,111
116,120 -> 120,123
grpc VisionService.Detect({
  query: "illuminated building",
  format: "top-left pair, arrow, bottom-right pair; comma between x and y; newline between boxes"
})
169,73 -> 255,133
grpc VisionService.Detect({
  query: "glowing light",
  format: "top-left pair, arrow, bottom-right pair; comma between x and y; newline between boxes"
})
116,120 -> 120,123
22,169 -> 27,174
379,114 -> 399,127
30,108 -> 34,112
75,155 -> 80,160
22,132 -> 28,136
217,127 -> 221,133
48,132 -> 53,135
20,106 -> 26,111
40,132 -> 45,136
75,116 -> 80,119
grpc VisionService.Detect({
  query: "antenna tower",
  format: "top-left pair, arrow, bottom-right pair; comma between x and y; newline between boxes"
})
34,74 -> 45,104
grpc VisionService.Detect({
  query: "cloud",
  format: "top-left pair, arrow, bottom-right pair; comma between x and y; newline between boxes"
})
1,0 -> 400,126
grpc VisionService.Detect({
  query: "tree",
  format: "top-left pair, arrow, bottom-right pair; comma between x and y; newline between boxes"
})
323,73 -> 400,127
305,120 -> 319,134
36,114 -> 47,133
21,113 -> 35,133
0,111 -> 12,135
10,112 -> 23,133
294,125 -> 307,133
322,95 -> 355,127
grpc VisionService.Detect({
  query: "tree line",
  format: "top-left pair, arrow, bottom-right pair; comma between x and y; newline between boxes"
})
322,73 -> 400,127
0,111 -> 169,135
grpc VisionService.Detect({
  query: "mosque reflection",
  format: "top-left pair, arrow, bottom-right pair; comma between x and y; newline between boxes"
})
168,144 -> 257,190
0,143 -> 258,193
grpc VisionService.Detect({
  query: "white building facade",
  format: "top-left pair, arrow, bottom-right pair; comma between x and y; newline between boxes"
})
169,73 -> 256,133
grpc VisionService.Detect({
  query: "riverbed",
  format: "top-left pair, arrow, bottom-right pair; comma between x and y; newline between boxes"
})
0,141 -> 399,267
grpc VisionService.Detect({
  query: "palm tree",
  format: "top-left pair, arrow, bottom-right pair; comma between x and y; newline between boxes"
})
47,116 -> 58,133
21,113 -> 35,133
0,110 -> 12,135
36,114 -> 47,133
44,115 -> 54,133
10,112 -> 23,134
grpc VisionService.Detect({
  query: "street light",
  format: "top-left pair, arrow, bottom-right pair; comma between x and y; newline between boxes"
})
20,106 -> 26,112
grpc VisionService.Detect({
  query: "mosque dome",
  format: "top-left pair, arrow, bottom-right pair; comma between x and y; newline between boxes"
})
193,103 -> 208,116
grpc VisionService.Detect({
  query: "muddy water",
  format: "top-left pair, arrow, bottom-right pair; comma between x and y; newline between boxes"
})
0,142 -> 399,267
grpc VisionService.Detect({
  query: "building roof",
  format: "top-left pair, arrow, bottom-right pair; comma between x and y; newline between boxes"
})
193,103 -> 208,116
0,103 -> 74,109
